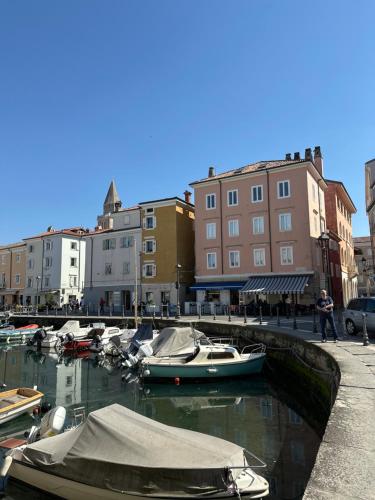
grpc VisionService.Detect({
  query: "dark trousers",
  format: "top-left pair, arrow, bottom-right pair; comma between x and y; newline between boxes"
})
320,314 -> 337,340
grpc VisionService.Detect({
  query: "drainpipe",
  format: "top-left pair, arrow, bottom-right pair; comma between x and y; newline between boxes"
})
266,170 -> 273,272
219,180 -> 224,275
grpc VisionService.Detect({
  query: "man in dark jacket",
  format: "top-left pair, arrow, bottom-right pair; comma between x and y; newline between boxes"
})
316,289 -> 338,343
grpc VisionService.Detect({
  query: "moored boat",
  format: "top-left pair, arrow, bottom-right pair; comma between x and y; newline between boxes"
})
5,404 -> 269,499
0,325 -> 42,343
0,387 -> 44,424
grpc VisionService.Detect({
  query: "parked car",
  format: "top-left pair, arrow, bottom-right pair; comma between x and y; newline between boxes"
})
343,297 -> 375,336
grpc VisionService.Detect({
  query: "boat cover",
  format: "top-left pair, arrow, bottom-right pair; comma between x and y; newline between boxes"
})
22,404 -> 245,497
150,327 -> 206,357
132,323 -> 154,343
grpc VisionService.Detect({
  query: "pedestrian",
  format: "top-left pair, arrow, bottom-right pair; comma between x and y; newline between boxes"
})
316,289 -> 338,343
99,297 -> 105,315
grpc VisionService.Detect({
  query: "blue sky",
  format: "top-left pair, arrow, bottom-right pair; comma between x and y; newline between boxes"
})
1,0 -> 374,243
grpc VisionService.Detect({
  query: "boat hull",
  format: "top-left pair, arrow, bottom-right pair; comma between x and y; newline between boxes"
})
9,461 -> 267,499
0,388 -> 43,424
142,354 -> 266,379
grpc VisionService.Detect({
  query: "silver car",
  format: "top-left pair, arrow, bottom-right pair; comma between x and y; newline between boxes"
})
343,297 -> 375,336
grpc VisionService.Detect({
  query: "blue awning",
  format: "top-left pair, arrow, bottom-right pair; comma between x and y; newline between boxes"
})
190,281 -> 246,291
241,274 -> 311,294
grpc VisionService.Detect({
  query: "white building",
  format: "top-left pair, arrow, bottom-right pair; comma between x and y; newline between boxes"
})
83,181 -> 142,314
23,227 -> 86,307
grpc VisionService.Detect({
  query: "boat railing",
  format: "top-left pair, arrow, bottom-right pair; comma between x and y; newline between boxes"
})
228,449 -> 267,471
241,343 -> 266,354
207,337 -> 236,346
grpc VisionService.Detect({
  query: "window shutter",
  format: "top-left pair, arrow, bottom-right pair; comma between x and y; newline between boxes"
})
142,218 -> 146,229
153,240 -> 157,252
152,264 -> 157,277
142,241 -> 146,253
130,236 -> 134,247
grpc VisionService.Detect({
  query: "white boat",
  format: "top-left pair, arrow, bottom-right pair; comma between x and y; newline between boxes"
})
30,321 -> 106,349
5,404 -> 269,499
0,387 -> 44,425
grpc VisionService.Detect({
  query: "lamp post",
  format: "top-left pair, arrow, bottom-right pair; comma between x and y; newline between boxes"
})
175,264 -> 182,319
318,232 -> 331,296
35,275 -> 41,315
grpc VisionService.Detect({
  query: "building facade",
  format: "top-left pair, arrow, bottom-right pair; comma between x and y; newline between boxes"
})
139,194 -> 195,313
324,180 -> 357,306
354,236 -> 375,297
83,182 -> 142,313
0,242 -> 26,307
23,228 -> 86,307
190,147 -> 327,310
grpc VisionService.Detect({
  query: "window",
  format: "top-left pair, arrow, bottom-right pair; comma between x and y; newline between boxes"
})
70,257 -> 77,267
279,213 -> 292,231
103,238 -> 116,250
207,252 -> 217,269
254,248 -> 265,267
123,262 -> 130,274
27,277 -> 33,288
251,185 -> 263,203
66,376 -> 73,387
71,242 -> 78,250
45,241 -> 52,251
27,259 -> 34,269
69,276 -> 78,287
105,263 -> 112,275
144,216 -> 156,229
0,255 -> 5,265
44,257 -> 52,268
44,276 -> 50,287
15,274 -> 20,285
228,219 -> 239,237
206,222 -> 216,239
227,189 -> 238,206
124,215 -> 130,225
206,193 -> 216,209
143,239 -> 156,253
145,291 -> 154,302
28,245 -> 33,253
253,216 -> 264,235
278,180 -> 290,198
280,246 -> 293,265
161,291 -> 170,303
146,207 -> 154,214
121,236 -> 134,248
229,250 -> 240,268
15,254 -> 21,263
143,263 -> 156,277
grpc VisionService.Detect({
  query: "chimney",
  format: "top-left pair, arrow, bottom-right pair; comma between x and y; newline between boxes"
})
184,190 -> 192,204
114,201 -> 122,212
208,166 -> 215,178
294,152 -> 300,161
305,148 -> 312,161
313,146 -> 323,176
285,153 -> 292,161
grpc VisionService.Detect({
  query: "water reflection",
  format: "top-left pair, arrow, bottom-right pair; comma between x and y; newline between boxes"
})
0,346 -> 321,500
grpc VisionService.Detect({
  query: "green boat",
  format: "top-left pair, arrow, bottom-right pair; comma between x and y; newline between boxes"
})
141,343 -> 266,379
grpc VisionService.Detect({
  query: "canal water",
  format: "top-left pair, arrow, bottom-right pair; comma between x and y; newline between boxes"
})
0,346 -> 322,500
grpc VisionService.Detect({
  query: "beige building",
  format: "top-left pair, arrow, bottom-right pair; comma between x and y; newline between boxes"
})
139,193 -> 195,313
0,242 -> 26,307
354,236 -> 375,297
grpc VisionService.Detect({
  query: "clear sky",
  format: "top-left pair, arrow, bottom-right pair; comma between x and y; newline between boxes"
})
1,0 -> 374,244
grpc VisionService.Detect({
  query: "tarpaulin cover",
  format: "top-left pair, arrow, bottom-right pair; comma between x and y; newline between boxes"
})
150,327 -> 206,358
22,404 -> 245,497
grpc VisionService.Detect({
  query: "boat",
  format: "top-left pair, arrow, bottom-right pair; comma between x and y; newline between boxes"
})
63,326 -> 124,352
4,403 -> 269,499
28,321 -> 106,349
0,325 -> 43,343
140,327 -> 266,379
0,387 -> 44,425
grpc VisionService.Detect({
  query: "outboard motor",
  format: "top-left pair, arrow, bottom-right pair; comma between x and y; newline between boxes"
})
28,328 -> 47,348
63,332 -> 75,343
27,406 -> 67,444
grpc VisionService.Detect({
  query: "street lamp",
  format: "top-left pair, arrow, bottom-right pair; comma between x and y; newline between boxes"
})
35,275 -> 41,315
318,232 -> 331,296
175,264 -> 182,319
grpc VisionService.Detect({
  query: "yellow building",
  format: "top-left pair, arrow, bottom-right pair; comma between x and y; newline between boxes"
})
0,241 -> 26,307
139,193 -> 195,313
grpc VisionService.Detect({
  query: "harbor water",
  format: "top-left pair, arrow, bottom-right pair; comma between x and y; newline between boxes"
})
0,346 -> 322,499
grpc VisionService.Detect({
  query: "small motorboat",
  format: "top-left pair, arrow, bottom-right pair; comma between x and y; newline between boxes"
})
29,321 -> 106,349
0,387 -> 44,425
140,327 -> 266,379
0,325 -> 42,343
63,326 -> 124,352
4,403 -> 269,499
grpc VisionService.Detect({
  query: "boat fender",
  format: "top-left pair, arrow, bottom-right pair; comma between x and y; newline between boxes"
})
174,377 -> 180,386
0,456 -> 12,479
143,368 -> 151,377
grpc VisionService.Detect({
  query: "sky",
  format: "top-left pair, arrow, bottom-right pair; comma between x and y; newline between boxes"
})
1,0 -> 375,244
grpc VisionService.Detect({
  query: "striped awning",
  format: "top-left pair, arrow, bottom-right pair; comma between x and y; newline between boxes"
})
241,274 -> 311,294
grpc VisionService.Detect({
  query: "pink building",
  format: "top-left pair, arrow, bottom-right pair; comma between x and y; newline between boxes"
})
190,147 -> 327,312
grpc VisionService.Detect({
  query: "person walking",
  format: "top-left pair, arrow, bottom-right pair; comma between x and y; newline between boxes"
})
316,289 -> 338,343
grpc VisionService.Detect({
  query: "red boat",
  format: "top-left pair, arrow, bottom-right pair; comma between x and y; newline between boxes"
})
18,324 -> 39,330
63,339 -> 92,351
